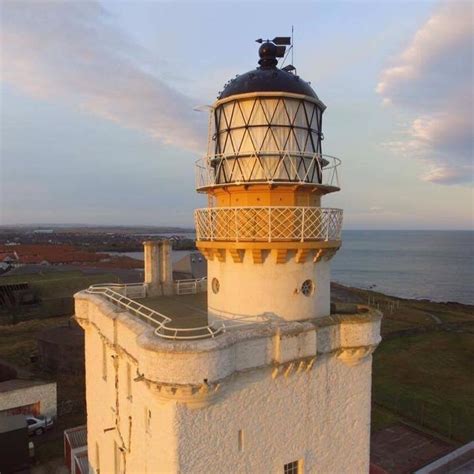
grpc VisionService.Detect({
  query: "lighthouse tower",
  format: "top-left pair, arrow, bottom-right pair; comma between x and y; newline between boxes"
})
195,38 -> 343,323
75,37 -> 381,474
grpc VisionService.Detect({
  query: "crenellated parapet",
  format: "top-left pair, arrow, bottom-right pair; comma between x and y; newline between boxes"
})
75,291 -> 382,408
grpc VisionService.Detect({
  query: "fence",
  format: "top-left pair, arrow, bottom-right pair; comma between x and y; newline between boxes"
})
86,284 -> 224,340
174,278 -> 207,295
367,295 -> 400,315
195,206 -> 343,242
195,152 -> 341,190
373,388 -> 473,442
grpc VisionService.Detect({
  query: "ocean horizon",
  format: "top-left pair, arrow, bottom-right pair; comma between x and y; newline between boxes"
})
113,230 -> 473,305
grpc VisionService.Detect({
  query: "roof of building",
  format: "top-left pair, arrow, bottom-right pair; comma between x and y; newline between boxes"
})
414,441 -> 474,474
173,252 -> 206,280
74,449 -> 89,472
0,414 -> 27,433
141,292 -> 208,330
0,379 -> 54,394
218,41 -> 323,104
64,425 -> 87,449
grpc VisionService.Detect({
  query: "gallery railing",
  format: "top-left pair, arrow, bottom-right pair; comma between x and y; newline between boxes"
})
195,152 -> 341,190
194,206 -> 343,242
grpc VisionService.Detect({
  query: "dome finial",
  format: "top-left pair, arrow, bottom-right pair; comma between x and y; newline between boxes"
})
258,41 -> 278,68
255,36 -> 291,69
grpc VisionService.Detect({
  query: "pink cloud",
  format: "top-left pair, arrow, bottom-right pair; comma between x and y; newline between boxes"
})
0,1 -> 206,153
377,2 -> 473,185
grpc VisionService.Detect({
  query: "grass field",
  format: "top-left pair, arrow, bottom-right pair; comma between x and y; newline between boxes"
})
1,270 -> 120,298
0,316 -> 71,367
372,330 -> 474,442
344,285 -> 474,443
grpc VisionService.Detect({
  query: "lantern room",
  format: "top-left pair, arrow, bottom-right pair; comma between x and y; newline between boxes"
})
201,40 -> 337,190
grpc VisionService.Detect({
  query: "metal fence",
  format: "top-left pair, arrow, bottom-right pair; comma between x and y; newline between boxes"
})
86,284 -> 223,340
85,283 -> 265,341
373,389 -> 474,442
194,206 -> 343,242
195,152 -> 341,190
174,277 -> 207,295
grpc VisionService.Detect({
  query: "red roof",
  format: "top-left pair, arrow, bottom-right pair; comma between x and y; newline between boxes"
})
0,245 -> 106,265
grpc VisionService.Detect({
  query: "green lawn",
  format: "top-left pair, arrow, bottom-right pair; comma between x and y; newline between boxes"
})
1,271 -> 120,298
0,316 -> 71,367
372,330 -> 474,442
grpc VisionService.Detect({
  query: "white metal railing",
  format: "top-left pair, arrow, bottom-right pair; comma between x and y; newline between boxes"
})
86,284 -> 224,340
174,277 -> 207,295
195,152 -> 341,190
194,206 -> 343,242
91,283 -> 147,299
85,283 -> 263,340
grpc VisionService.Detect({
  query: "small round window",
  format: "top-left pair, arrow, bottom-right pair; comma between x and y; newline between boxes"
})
301,279 -> 314,296
212,278 -> 220,294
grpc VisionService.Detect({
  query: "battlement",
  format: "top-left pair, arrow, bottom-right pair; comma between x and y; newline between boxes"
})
75,290 -> 381,406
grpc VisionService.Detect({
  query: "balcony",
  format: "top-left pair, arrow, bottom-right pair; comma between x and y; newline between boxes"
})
195,152 -> 341,192
83,282 -> 265,340
194,206 -> 343,242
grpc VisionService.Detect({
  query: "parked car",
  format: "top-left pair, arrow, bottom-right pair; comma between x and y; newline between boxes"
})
25,415 -> 53,436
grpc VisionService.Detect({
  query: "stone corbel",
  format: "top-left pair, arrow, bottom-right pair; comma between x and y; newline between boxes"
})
271,356 -> 316,379
336,345 -> 376,367
324,249 -> 338,261
152,381 -> 221,408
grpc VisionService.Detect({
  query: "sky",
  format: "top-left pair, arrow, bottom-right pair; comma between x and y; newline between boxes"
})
0,0 -> 472,229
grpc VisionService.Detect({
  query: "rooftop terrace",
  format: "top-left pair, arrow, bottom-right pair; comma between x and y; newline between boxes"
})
139,293 -> 207,329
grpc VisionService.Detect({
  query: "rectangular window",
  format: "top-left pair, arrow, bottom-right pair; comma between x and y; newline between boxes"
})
102,341 -> 107,381
126,363 -> 132,400
95,441 -> 100,474
238,429 -> 244,452
145,407 -> 152,434
284,460 -> 302,474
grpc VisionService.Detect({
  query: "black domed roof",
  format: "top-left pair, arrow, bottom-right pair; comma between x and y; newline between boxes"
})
219,68 -> 319,100
218,41 -> 321,102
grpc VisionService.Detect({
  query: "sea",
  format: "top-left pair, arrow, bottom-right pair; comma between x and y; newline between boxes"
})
113,231 -> 474,305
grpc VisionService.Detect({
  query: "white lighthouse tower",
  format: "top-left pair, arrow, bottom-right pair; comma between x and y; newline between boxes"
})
195,38 -> 342,323
76,37 -> 381,474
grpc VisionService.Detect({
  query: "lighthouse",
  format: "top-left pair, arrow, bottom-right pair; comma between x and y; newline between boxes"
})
195,38 -> 342,323
76,37 -> 381,474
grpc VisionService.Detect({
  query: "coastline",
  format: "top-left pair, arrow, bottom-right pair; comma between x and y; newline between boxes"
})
331,282 -> 474,309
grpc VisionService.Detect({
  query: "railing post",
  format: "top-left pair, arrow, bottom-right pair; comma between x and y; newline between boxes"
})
301,207 -> 305,242
235,208 -> 239,242
325,209 -> 329,241
268,207 -> 272,242
209,208 -> 214,241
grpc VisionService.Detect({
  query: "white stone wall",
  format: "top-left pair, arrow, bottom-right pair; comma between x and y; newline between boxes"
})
75,293 -> 381,474
175,357 -> 373,473
207,253 -> 331,322
0,382 -> 57,418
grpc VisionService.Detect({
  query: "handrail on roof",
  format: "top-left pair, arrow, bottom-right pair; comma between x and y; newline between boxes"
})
85,283 -> 266,340
85,284 -> 226,340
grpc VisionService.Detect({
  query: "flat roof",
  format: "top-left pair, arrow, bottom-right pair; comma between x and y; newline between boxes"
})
0,379 -> 54,394
0,414 -> 27,433
139,293 -> 208,329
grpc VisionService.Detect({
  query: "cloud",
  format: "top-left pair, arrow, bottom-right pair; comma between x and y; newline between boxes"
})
0,1 -> 206,152
377,2 -> 473,185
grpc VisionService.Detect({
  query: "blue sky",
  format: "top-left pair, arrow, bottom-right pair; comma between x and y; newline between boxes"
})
1,0 -> 472,229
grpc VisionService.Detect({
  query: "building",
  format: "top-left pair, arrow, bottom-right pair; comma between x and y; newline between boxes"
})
0,379 -> 57,418
75,37 -> 381,473
173,251 -> 207,279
